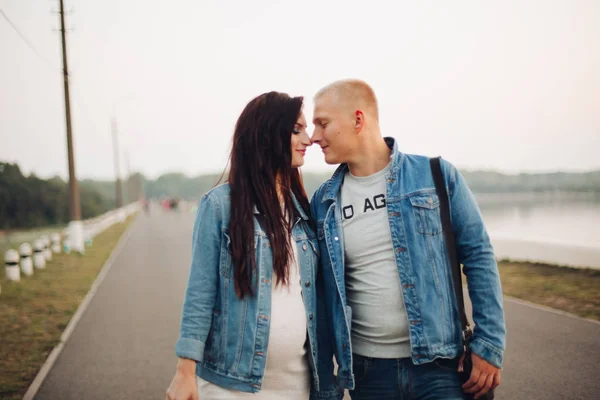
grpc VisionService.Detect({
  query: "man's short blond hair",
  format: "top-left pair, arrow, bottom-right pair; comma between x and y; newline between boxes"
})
315,79 -> 379,120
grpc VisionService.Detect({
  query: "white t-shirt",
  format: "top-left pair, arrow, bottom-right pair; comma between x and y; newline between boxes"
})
341,162 -> 411,358
197,237 -> 310,399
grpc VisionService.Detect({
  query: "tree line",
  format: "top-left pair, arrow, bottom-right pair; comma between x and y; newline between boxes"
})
2,160 -> 599,230
0,162 -> 108,230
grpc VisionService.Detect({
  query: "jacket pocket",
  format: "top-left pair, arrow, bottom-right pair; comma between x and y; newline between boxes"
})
409,194 -> 442,236
220,231 -> 269,280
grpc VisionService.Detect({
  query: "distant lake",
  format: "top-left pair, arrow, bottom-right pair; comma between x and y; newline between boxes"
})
475,192 -> 600,269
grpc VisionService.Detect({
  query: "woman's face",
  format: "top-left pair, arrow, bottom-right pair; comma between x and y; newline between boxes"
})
290,112 -> 311,168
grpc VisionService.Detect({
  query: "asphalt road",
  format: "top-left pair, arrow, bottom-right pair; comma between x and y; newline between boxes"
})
35,211 -> 600,399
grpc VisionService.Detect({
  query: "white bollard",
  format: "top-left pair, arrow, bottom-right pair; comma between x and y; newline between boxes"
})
5,249 -> 21,281
41,235 -> 52,261
118,209 -> 127,223
19,243 -> 34,276
68,220 -> 85,254
33,239 -> 46,269
50,233 -> 61,254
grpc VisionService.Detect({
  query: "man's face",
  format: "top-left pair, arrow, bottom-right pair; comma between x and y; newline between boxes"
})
311,94 -> 356,165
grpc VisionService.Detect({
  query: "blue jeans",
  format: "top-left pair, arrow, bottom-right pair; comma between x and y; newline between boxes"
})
349,354 -> 465,400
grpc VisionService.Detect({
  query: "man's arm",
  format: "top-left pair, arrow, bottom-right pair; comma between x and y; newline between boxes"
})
310,189 -> 343,400
443,160 -> 506,397
443,160 -> 506,365
310,263 -> 343,400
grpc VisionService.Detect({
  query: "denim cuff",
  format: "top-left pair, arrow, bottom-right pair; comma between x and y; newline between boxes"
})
470,336 -> 504,368
175,337 -> 205,363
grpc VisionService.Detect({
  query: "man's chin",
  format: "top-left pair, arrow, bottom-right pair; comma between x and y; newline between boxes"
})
324,157 -> 339,165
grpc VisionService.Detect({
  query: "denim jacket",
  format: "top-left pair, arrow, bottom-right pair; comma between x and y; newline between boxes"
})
176,184 -> 341,399
310,138 -> 506,390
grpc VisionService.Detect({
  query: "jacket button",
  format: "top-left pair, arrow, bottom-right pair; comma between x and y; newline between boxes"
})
309,314 -> 313,320
305,281 -> 311,287
334,237 -> 339,241
302,244 -> 307,251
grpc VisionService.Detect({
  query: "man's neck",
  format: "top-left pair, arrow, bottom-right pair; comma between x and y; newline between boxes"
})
347,135 -> 392,177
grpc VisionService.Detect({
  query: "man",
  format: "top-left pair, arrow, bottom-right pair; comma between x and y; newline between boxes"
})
310,79 -> 505,399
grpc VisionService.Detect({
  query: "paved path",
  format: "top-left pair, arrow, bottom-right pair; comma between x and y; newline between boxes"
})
35,211 -> 600,399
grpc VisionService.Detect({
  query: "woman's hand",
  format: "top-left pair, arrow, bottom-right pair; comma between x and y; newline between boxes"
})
166,358 -> 198,400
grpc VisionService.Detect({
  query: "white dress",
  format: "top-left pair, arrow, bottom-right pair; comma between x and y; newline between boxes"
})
197,238 -> 311,399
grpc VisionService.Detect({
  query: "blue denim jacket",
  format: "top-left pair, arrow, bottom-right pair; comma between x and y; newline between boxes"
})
176,184 -> 342,399
310,138 -> 506,390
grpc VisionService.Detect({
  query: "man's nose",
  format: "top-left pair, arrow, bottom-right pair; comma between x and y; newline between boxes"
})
310,130 -> 321,144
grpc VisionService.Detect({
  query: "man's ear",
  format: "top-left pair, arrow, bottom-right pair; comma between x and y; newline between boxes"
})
354,110 -> 365,131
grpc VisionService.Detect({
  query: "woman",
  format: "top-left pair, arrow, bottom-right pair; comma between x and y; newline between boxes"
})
166,92 -> 340,400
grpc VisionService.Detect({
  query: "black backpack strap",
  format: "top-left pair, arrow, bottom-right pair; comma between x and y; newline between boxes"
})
429,157 -> 472,343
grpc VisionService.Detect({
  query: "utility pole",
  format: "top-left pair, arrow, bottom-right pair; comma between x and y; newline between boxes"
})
59,0 -> 84,253
124,149 -> 132,203
111,118 -> 123,208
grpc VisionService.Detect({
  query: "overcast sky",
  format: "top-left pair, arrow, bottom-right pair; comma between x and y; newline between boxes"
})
1,0 -> 599,180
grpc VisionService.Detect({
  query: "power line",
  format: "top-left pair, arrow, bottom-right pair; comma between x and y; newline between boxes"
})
0,8 -> 61,74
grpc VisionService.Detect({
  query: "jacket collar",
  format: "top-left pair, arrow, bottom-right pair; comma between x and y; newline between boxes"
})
322,136 -> 402,203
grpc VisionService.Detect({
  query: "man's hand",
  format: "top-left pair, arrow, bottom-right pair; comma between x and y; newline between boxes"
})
459,352 -> 501,399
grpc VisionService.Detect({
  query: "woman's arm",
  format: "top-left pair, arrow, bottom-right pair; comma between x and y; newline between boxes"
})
175,193 -> 223,363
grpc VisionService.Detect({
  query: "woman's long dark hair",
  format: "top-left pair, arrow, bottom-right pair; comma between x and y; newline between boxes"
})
227,92 -> 310,298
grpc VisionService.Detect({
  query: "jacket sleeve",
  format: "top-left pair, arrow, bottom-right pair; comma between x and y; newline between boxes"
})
443,159 -> 506,368
175,193 -> 222,362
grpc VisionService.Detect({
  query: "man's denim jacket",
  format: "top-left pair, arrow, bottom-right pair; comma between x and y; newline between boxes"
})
310,138 -> 506,390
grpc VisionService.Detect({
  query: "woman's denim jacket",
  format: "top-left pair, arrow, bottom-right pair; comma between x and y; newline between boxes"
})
176,184 -> 342,399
